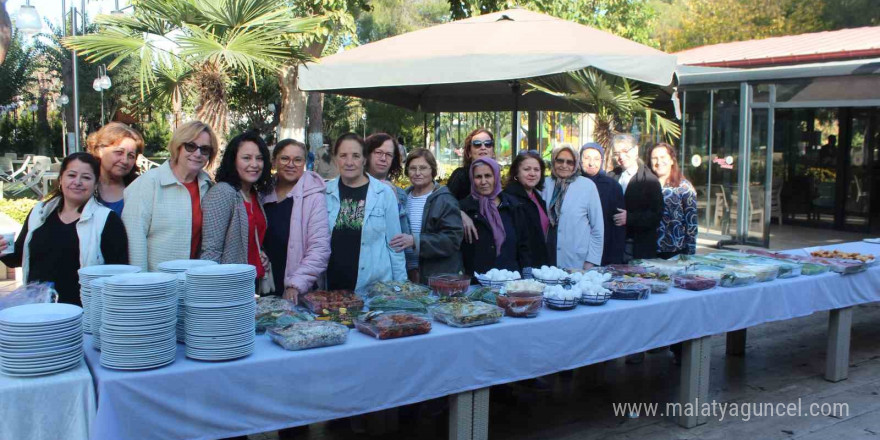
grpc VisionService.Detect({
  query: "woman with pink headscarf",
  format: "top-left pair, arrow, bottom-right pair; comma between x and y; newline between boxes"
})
459,157 -> 531,280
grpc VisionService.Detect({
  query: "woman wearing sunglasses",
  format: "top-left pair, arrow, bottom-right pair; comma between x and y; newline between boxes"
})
460,157 -> 531,280
541,145 -> 604,270
447,128 -> 496,245
260,139 -> 330,303
122,121 -> 217,271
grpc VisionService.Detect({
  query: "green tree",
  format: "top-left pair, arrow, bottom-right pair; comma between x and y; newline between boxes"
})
448,0 -> 658,46
0,30 -> 34,106
527,68 -> 680,170
64,0 -> 322,144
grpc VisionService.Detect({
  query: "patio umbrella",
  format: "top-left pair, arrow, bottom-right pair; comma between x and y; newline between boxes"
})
298,8 -> 676,113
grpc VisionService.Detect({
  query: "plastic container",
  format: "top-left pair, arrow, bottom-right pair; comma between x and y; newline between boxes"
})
624,276 -> 672,294
256,309 -> 314,334
672,274 -> 718,291
268,321 -> 348,351
301,290 -> 364,315
363,281 -> 431,298
603,281 -> 650,300
367,295 -> 436,314
355,312 -> 432,340
466,287 -> 499,305
496,291 -> 543,318
428,274 -> 472,297
428,301 -> 503,328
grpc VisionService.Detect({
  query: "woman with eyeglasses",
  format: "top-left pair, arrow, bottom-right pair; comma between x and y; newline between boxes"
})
123,121 -> 217,271
325,133 -> 406,293
201,132 -> 273,286
501,150 -> 550,268
365,133 -> 415,279
86,122 -> 144,216
580,143 -> 625,265
447,128 -> 496,245
460,157 -> 531,279
541,145 -> 604,270
261,139 -> 330,303
403,148 -> 463,282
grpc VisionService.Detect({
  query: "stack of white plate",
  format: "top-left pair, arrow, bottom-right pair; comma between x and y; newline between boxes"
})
157,260 -> 218,343
0,303 -> 84,377
79,265 -> 142,335
89,278 -> 107,351
185,264 -> 256,361
100,273 -> 178,370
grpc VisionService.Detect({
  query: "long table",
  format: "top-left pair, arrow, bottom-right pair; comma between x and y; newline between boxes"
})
0,360 -> 96,440
83,242 -> 880,440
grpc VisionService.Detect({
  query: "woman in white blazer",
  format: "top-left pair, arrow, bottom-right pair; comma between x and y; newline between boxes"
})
541,144 -> 604,270
122,121 -> 217,271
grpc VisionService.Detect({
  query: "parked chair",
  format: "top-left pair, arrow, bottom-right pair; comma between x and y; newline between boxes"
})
136,155 -> 160,171
0,156 -> 30,183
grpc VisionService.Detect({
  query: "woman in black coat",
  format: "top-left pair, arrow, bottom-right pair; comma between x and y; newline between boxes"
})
460,157 -> 531,279
580,143 -> 626,265
502,150 -> 550,268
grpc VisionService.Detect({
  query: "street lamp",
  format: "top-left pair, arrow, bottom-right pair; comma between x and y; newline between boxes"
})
57,95 -> 70,156
16,1 -> 42,36
94,65 -> 112,124
361,113 -> 367,139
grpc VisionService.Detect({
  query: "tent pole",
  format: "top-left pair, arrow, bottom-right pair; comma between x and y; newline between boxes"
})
423,113 -> 428,148
511,81 -> 520,157
528,111 -> 537,151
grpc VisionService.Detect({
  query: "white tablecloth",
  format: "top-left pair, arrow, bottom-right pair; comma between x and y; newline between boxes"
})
83,242 -> 880,440
0,360 -> 96,440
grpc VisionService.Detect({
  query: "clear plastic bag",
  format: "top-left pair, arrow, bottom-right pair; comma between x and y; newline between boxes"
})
255,296 -> 314,334
355,312 -> 432,340
428,301 -> 503,328
362,281 -> 431,298
268,321 -> 348,351
0,282 -> 58,310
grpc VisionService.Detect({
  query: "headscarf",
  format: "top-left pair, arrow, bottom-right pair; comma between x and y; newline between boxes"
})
579,142 -> 606,178
548,144 -> 580,227
469,157 -> 505,255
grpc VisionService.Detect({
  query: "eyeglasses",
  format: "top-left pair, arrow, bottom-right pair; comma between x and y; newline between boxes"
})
371,150 -> 394,160
613,145 -> 637,157
182,142 -> 213,156
471,140 -> 495,149
407,165 -> 431,174
278,156 -> 305,167
517,149 -> 539,156
554,158 -> 576,167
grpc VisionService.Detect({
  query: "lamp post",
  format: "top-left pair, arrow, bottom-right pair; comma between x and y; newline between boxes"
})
361,113 -> 367,139
93,65 -> 112,125
57,95 -> 70,156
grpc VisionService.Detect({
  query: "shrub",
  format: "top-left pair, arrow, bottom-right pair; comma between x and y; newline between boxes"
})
0,197 -> 38,225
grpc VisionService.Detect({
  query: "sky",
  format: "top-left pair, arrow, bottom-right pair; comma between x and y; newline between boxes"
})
6,0 -> 127,34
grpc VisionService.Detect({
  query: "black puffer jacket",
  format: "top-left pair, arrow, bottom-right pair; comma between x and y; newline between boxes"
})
459,192 -> 532,278
501,180 -> 549,268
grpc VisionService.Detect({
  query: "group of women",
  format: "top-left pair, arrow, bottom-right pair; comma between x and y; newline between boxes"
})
0,122 -> 697,307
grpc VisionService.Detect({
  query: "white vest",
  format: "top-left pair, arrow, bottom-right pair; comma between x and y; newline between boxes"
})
22,197 -> 112,284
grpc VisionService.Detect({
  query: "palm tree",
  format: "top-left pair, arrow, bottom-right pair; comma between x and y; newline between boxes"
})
527,68 -> 681,171
63,0 -> 322,144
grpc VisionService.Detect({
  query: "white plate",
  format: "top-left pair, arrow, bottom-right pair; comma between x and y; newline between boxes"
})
186,264 -> 256,277
101,357 -> 175,371
158,259 -> 218,272
0,303 -> 83,326
0,320 -> 82,334
0,336 -> 81,352
2,361 -> 80,377
3,350 -> 83,367
0,326 -> 82,342
78,264 -> 142,278
863,238 -> 880,244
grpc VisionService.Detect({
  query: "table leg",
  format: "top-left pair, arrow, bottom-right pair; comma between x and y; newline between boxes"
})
677,335 -> 711,428
448,388 -> 490,440
825,307 -> 852,383
726,329 -> 747,356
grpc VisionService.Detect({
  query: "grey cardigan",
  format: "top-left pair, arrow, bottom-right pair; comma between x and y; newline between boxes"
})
201,182 -> 268,265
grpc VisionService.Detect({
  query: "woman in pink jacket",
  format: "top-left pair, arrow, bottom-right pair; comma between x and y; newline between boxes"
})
262,139 -> 330,304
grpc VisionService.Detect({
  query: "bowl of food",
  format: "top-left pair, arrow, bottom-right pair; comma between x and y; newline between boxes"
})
543,285 -> 579,310
428,273 -> 472,297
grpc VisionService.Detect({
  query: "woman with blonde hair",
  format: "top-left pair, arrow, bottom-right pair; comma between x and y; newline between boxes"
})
86,122 -> 144,215
122,121 -> 218,271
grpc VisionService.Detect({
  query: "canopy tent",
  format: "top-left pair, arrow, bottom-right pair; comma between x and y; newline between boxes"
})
298,8 -> 678,149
